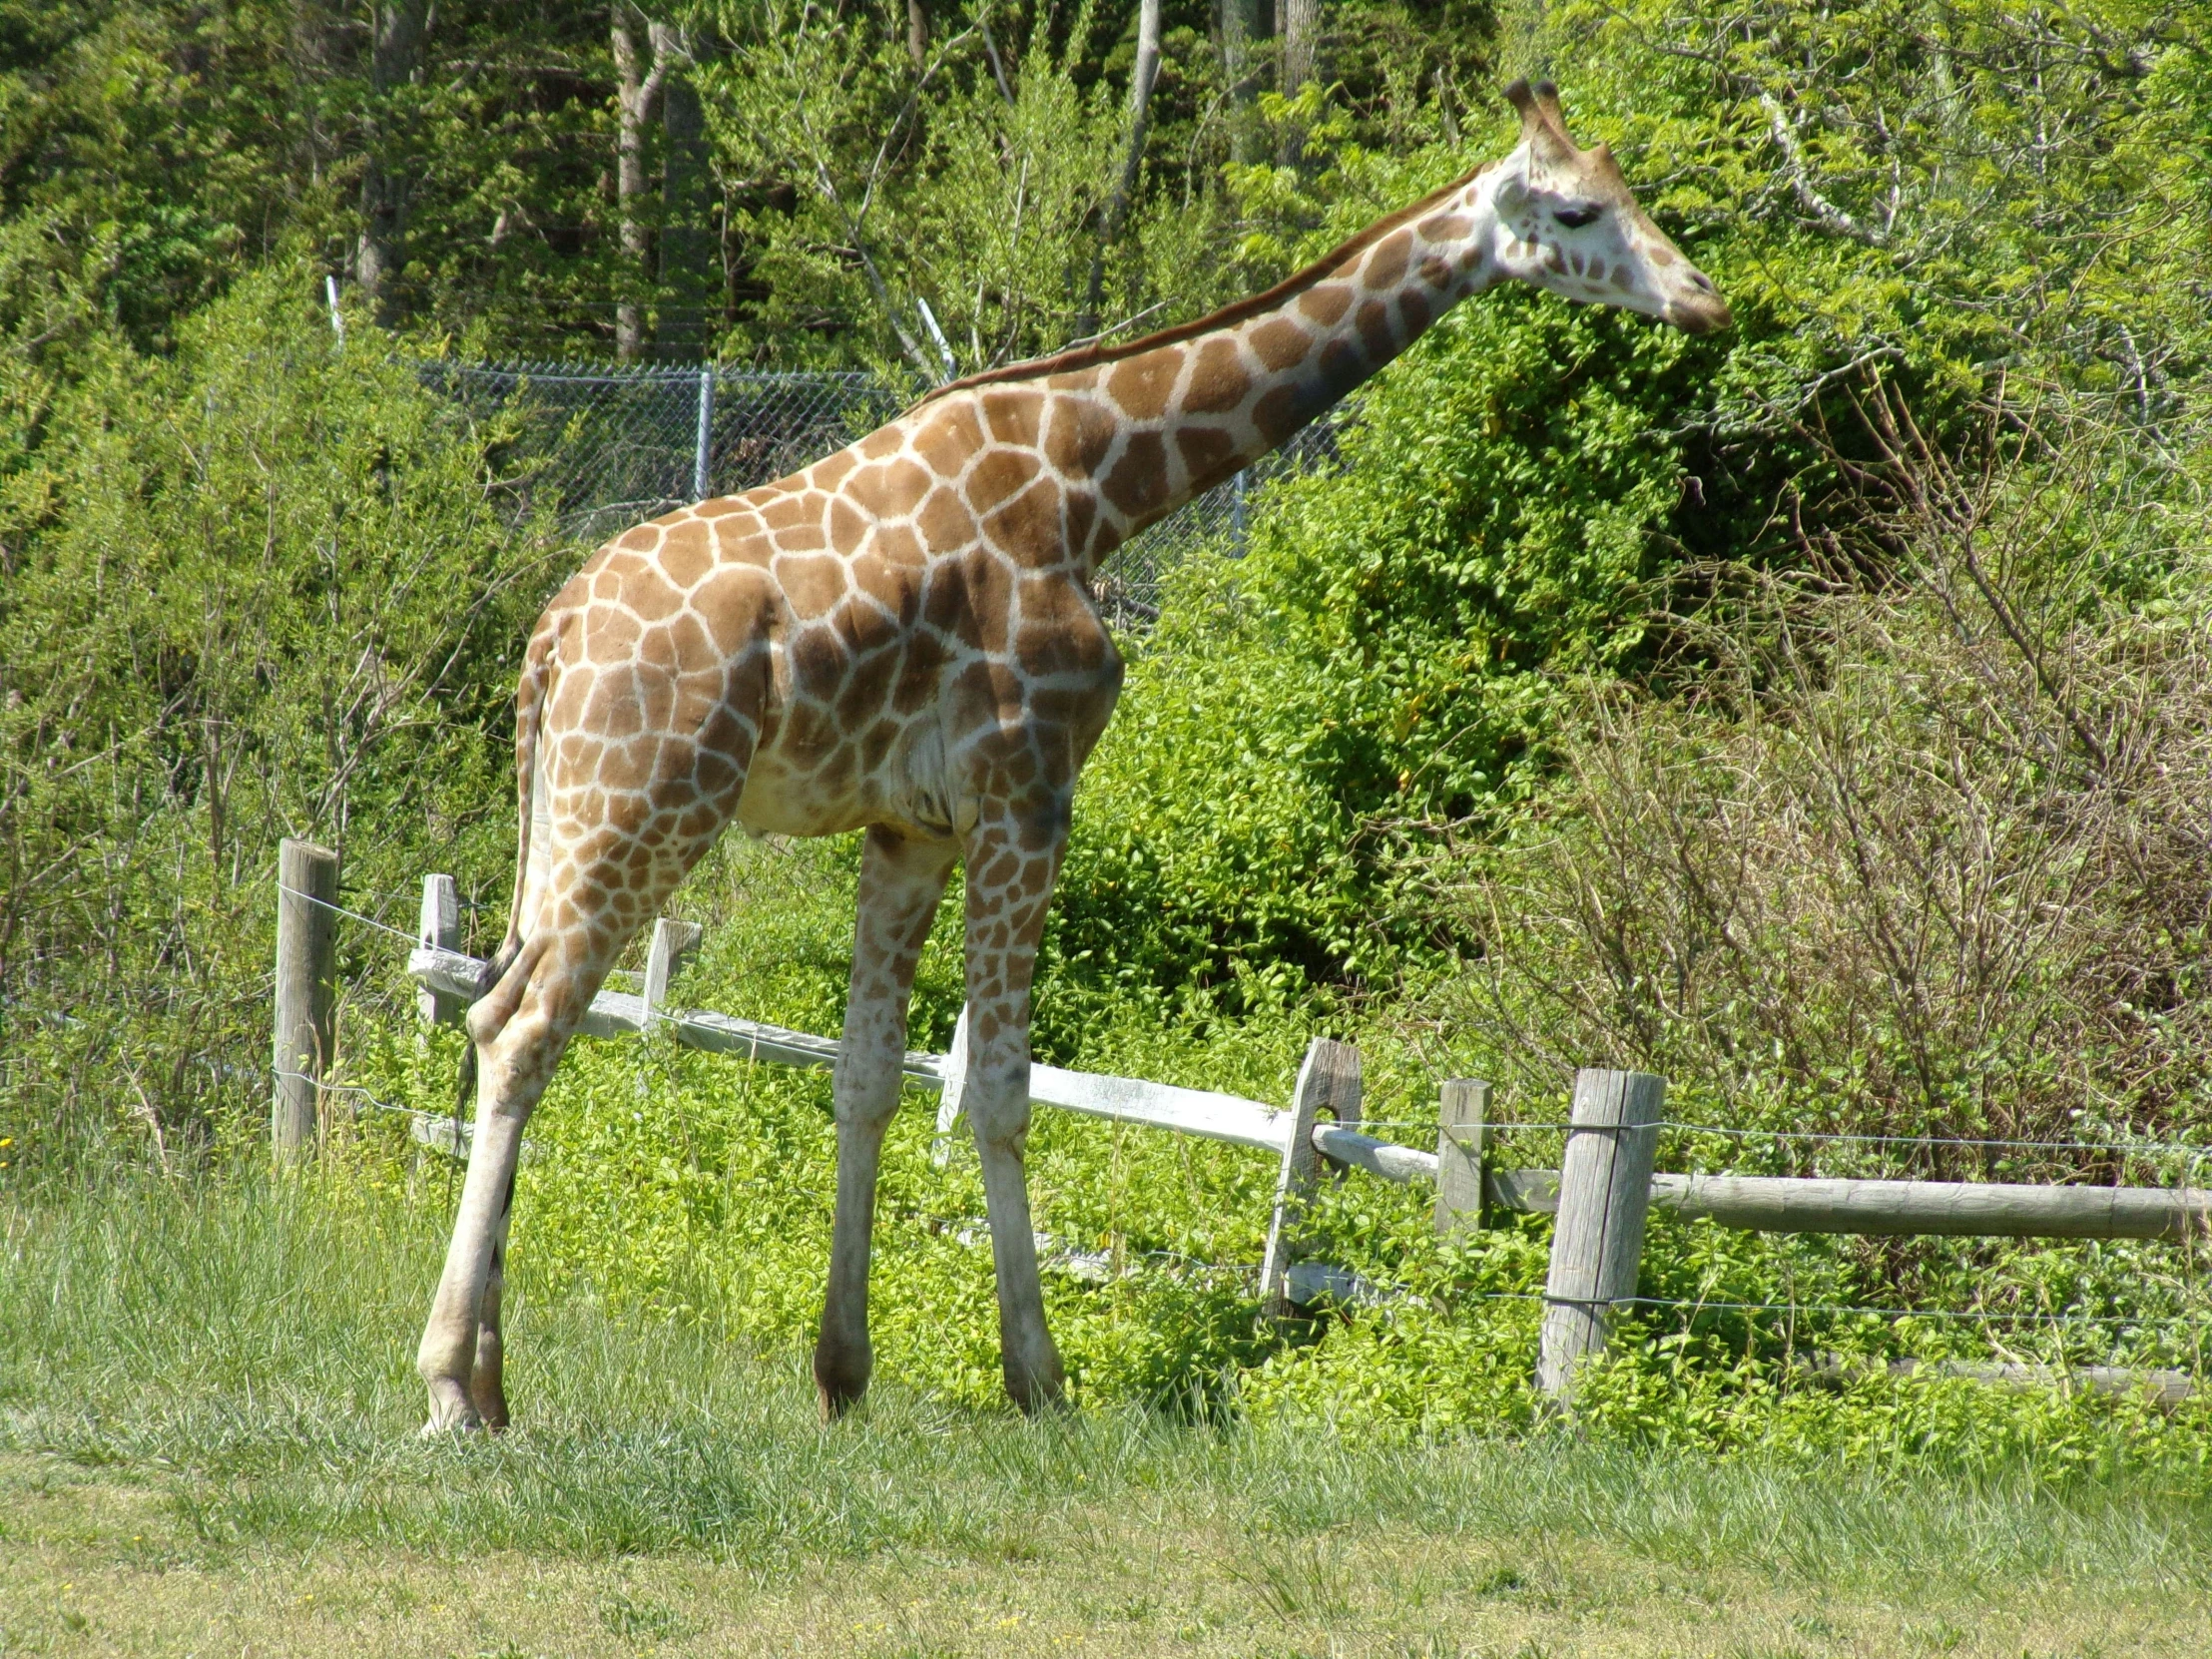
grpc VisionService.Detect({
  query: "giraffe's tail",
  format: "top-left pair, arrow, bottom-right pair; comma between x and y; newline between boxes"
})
456,622 -> 560,1114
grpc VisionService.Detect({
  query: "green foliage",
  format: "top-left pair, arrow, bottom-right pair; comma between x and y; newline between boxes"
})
6,0 -> 2212,1462
0,1 -> 309,354
708,3 -> 1135,376
0,267 -> 565,1171
1039,0 -> 2212,1017
0,3 -> 1497,366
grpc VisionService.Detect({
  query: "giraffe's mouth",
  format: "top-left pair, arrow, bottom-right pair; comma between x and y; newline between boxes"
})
1664,273 -> 1733,335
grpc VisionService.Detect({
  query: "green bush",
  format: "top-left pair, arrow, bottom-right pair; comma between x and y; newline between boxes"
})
1041,0 -> 2212,1020
0,267 -> 566,1173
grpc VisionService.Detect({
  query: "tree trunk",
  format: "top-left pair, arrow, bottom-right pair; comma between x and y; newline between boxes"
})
906,0 -> 928,72
1278,0 -> 1320,164
658,25 -> 715,359
1282,0 -> 1319,93
1076,0 -> 1163,342
1220,0 -> 1271,163
355,1 -> 428,325
612,9 -> 669,362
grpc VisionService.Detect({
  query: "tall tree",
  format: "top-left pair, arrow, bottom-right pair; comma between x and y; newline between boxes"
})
614,8 -> 719,361
355,0 -> 429,323
1076,0 -> 1163,342
906,0 -> 928,71
1278,0 -> 1322,163
1282,0 -> 1320,93
658,21 -> 716,358
612,5 -> 672,361
1219,0 -> 1273,162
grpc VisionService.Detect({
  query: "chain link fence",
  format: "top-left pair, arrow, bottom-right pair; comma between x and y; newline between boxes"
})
423,359 -> 1340,623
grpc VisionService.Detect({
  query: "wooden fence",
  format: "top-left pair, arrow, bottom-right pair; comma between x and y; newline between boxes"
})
272,846 -> 2211,1405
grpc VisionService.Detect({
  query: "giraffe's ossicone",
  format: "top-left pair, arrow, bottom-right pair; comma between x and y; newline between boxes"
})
413,79 -> 1731,1431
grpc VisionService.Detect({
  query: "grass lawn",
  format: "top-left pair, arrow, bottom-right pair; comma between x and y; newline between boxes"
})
2,1185 -> 2207,1657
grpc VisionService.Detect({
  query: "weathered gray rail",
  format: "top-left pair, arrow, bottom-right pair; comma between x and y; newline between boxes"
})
1310,1124 -> 2210,1243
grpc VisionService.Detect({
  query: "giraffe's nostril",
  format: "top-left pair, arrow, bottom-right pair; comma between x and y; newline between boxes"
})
1690,271 -> 1716,293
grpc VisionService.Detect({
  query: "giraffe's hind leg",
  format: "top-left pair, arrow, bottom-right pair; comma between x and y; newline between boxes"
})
417,732 -> 756,1429
469,1181 -> 516,1429
416,849 -> 718,1433
417,932 -> 568,1433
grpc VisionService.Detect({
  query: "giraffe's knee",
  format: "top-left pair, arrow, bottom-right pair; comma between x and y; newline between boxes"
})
966,1080 -> 1034,1156
467,936 -> 550,1049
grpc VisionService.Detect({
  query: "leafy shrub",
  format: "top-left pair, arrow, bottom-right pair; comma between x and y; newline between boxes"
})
0,267 -> 566,1174
1431,398 -> 2212,1152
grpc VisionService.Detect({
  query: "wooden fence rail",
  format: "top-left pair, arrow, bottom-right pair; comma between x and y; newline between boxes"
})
1314,1127 -> 2212,1244
411,940 -> 1300,1153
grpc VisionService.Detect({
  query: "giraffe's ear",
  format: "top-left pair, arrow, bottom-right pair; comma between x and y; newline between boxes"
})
1503,77 -> 1578,167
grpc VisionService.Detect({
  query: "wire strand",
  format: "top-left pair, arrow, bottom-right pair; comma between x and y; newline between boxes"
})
274,1071 -> 445,1126
276,883 -> 422,946
1656,1121 -> 2209,1160
1610,1295 -> 2211,1326
1352,1118 -> 2208,1160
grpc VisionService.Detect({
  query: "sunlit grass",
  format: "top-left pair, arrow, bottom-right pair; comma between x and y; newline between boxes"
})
5,1180 -> 2209,1592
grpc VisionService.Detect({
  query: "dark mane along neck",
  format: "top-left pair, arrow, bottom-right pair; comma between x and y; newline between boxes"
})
911,160 -> 1494,411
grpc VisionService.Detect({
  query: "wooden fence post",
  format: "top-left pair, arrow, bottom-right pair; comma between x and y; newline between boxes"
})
929,1003 -> 973,1168
1260,1038 -> 1363,1317
273,838 -> 339,1164
1537,1068 -> 1665,1401
1433,1077 -> 1489,1235
416,874 -> 462,1028
642,916 -> 705,1028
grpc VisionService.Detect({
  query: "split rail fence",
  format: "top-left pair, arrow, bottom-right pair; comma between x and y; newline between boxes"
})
272,842 -> 2212,1405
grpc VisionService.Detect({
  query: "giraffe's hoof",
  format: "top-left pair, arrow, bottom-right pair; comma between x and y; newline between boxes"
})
421,1379 -> 485,1436
816,1384 -> 863,1424
1004,1366 -> 1068,1417
469,1382 -> 510,1432
814,1338 -> 871,1422
419,1412 -> 487,1438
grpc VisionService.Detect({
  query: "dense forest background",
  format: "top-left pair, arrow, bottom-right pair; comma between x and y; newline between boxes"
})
0,0 -> 1492,368
3,0 -> 2210,1196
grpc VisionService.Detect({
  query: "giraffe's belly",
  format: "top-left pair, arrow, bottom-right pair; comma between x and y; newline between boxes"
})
735,707 -> 963,843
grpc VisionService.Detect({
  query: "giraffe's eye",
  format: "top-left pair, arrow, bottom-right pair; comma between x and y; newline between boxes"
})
1554,204 -> 1602,230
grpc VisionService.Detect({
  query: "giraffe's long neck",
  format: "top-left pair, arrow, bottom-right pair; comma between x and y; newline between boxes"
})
1056,167 -> 1504,565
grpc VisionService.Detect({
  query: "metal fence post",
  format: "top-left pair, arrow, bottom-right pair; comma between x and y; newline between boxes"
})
693,366 -> 715,501
1537,1068 -> 1665,1401
273,838 -> 339,1164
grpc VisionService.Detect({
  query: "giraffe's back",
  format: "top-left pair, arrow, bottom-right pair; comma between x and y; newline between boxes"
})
525,388 -> 1122,851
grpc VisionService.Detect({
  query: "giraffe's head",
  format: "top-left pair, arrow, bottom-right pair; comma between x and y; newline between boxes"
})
1482,79 -> 1731,335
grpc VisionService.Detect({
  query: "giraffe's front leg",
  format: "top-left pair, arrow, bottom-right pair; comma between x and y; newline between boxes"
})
959,807 -> 1069,1413
815,827 -> 960,1419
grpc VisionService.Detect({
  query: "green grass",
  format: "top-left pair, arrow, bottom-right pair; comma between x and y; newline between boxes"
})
2,1182 -> 2210,1656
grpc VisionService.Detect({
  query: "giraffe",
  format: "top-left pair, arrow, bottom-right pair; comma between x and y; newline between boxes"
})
415,79 -> 1731,1432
